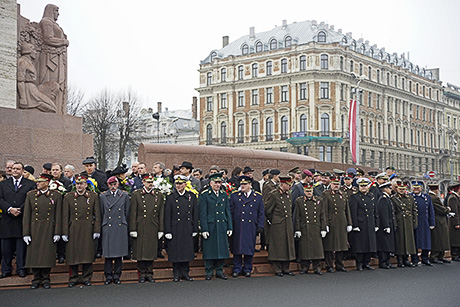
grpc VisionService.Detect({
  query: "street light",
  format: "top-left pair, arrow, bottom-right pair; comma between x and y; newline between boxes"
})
446,128 -> 458,183
351,73 -> 365,165
152,112 -> 160,143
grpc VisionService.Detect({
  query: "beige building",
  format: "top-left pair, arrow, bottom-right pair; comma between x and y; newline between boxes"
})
197,19 -> 459,181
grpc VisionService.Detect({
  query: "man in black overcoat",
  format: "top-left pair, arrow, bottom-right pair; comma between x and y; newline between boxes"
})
376,182 -> 397,269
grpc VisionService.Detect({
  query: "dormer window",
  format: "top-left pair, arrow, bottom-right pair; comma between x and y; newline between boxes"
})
255,41 -> 263,53
210,52 -> 217,62
342,36 -> 348,44
270,39 -> 277,50
242,44 -> 249,55
360,45 -> 365,54
285,36 -> 292,47
350,41 -> 356,51
318,31 -> 326,43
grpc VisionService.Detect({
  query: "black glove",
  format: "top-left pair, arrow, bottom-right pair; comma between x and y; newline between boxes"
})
256,227 -> 263,234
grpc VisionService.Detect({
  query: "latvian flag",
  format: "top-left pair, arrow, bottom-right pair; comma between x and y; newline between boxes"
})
348,99 -> 357,164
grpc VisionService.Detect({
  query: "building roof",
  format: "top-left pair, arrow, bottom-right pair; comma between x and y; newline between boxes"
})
201,19 -> 435,81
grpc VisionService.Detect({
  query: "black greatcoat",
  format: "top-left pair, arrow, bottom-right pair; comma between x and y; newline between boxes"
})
164,190 -> 198,263
349,191 -> 379,253
0,177 -> 36,238
376,193 -> 397,253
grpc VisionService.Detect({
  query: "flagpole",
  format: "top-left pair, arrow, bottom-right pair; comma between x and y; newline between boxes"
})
353,74 -> 364,166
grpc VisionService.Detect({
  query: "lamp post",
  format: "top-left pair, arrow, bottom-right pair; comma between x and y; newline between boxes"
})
352,73 -> 365,165
447,129 -> 458,183
152,112 -> 160,143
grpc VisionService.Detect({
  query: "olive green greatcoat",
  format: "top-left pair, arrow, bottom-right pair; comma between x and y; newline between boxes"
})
321,189 -> 352,252
391,193 -> 418,255
23,190 -> 62,268
262,180 -> 278,245
448,192 -> 460,247
265,188 -> 295,261
295,196 -> 326,260
62,191 -> 101,265
429,191 -> 450,252
129,189 -> 164,261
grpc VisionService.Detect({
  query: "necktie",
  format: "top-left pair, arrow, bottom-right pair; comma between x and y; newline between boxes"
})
14,180 -> 18,191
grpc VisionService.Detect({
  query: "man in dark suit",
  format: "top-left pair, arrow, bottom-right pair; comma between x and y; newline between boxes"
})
131,162 -> 146,192
51,163 -> 72,191
0,162 -> 35,278
81,156 -> 108,192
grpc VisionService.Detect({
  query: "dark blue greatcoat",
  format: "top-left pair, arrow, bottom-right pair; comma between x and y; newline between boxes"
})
230,190 -> 264,256
412,193 -> 435,250
199,188 -> 232,260
349,191 -> 379,253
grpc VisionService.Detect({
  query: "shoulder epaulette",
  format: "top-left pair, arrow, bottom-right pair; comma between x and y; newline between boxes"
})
255,191 -> 262,195
314,182 -> 321,187
27,189 -> 37,195
201,189 -> 209,194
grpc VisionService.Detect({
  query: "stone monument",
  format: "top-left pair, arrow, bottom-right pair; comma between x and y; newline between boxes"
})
0,2 -> 93,172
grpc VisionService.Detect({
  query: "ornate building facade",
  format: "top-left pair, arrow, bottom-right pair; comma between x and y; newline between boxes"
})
197,19 -> 460,181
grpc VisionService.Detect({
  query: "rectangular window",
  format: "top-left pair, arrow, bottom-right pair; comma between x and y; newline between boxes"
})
281,59 -> 288,73
326,146 -> 332,162
370,150 -> 375,167
220,93 -> 227,109
206,97 -> 213,111
379,151 -> 383,169
207,73 -> 212,85
320,55 -> 328,69
238,66 -> 244,80
297,147 -> 302,155
281,85 -> 288,102
237,91 -> 244,107
319,146 -> 324,161
304,146 -> 309,156
368,67 -> 372,80
266,61 -> 272,76
377,94 -> 380,109
320,82 -> 329,99
340,83 -> 344,101
251,89 -> 259,105
266,87 -> 273,104
368,92 -> 372,107
377,69 -> 380,83
221,69 -> 226,82
300,56 -> 306,71
280,147 -> 288,152
252,63 -> 258,78
300,83 -> 307,100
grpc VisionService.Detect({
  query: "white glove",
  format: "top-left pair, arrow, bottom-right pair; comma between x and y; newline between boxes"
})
23,236 -> 31,245
429,226 -> 435,230
227,230 -> 232,236
347,226 -> 353,233
294,231 -> 302,238
321,231 -> 327,238
267,220 -> 272,225
165,233 -> 172,240
93,233 -> 100,239
130,231 -> 138,238
202,232 -> 210,239
352,227 -> 361,232
384,228 -> 390,234
448,212 -> 456,218
374,227 -> 379,232
158,232 -> 164,239
53,235 -> 60,243
326,226 -> 330,233
62,235 -> 69,242
192,232 -> 198,237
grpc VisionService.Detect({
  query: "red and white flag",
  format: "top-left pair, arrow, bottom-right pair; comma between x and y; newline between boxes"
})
349,99 -> 357,164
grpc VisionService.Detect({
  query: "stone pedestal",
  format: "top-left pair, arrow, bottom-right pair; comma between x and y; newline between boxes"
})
0,0 -> 17,109
0,107 -> 93,172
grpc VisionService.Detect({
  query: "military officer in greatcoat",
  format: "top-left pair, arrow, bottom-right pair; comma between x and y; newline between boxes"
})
262,169 -> 280,251
129,173 -> 164,283
411,181 -> 435,266
22,173 -> 62,289
295,183 -> 327,275
265,176 -> 295,276
349,178 -> 379,271
391,181 -> 418,267
376,182 -> 397,269
368,171 -> 382,200
230,176 -> 264,278
340,174 -> 356,201
428,183 -> 451,264
199,173 -> 233,280
164,175 -> 198,282
447,183 -> 460,261
100,176 -> 130,285
322,177 -> 352,273
61,174 -> 101,287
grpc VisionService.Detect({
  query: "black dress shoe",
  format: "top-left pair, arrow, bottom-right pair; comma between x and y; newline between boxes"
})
326,267 -> 334,273
182,275 -> 194,281
314,270 -> 323,276
95,253 -> 102,258
216,274 -> 228,280
275,272 -> 283,277
389,264 -> 397,269
30,283 -> 39,289
83,281 -> 91,286
422,261 -> 433,266
205,275 -> 212,280
104,279 -> 112,285
363,265 -> 374,270
0,273 -> 12,279
68,282 -> 76,288
336,267 -> 348,272
139,277 -> 146,283
403,261 -> 414,267
441,258 -> 451,263
379,264 -> 390,269
114,279 -> 121,285
412,262 -> 419,267
431,259 -> 443,264
173,277 -> 180,282
146,277 -> 155,283
43,284 -> 51,289
58,257 -> 65,264
357,265 -> 363,271
299,270 -> 307,275
397,263 -> 404,268
284,272 -> 295,276
232,272 -> 239,278
18,271 -> 27,278
245,272 -> 251,277
452,257 -> 460,262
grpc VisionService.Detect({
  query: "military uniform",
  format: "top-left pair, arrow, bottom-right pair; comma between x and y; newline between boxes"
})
62,190 -> 101,284
129,188 -> 164,280
321,189 -> 352,271
265,188 -> 295,274
376,192 -> 397,268
164,189 -> 198,280
295,195 -> 326,273
447,191 -> 460,260
429,191 -> 450,262
391,193 -> 418,265
411,191 -> 435,264
23,189 -> 62,287
262,180 -> 278,248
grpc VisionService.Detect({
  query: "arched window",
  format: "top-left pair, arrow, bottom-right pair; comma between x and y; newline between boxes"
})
342,36 -> 348,44
242,44 -> 249,55
251,119 -> 259,142
281,116 -> 289,139
255,41 -> 263,53
320,54 -> 328,69
206,124 -> 213,145
360,44 -> 365,54
270,39 -> 277,50
237,120 -> 244,143
206,72 -> 212,85
220,68 -> 226,82
351,41 -> 356,51
266,117 -> 273,141
285,36 -> 292,47
321,113 -> 329,136
220,122 -> 227,144
350,60 -> 354,72
252,63 -> 258,77
300,114 -> 307,132
369,48 -> 374,57
317,31 -> 326,42
210,52 -> 217,62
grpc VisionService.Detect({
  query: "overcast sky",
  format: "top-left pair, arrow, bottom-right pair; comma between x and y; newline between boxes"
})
18,0 -> 460,111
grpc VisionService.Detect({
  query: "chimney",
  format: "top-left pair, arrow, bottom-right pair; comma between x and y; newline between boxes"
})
282,20 -> 287,29
192,96 -> 198,120
223,36 -> 229,47
249,27 -> 255,39
157,101 -> 162,113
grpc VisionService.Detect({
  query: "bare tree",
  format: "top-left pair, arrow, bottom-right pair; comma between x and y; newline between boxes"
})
66,84 -> 85,116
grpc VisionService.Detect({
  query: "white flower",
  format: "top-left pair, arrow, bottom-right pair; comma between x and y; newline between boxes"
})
49,183 -> 57,190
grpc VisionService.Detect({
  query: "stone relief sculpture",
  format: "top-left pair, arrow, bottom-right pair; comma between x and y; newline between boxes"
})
17,4 -> 68,114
